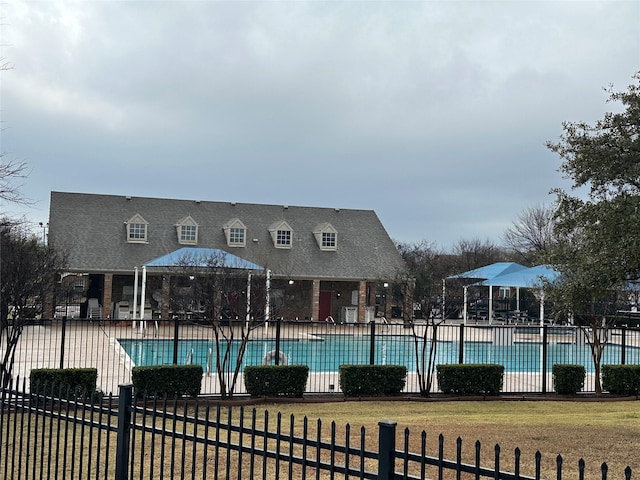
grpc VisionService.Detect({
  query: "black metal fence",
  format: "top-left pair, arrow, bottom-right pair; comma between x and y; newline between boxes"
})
0,382 -> 632,480
7,318 -> 640,395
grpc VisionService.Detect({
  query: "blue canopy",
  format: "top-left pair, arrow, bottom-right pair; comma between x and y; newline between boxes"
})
476,265 -> 560,288
448,262 -> 527,281
145,247 -> 264,270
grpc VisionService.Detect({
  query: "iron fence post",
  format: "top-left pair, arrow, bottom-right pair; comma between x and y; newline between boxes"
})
370,320 -> 376,365
542,325 -> 548,394
275,317 -> 282,365
621,326 -> 627,365
115,383 -> 133,480
378,420 -> 397,480
59,317 -> 67,369
458,323 -> 465,364
173,316 -> 179,365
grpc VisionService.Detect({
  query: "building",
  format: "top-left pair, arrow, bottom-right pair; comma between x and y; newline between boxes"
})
48,191 -> 409,323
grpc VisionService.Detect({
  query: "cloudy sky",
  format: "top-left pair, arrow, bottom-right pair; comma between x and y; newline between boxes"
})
2,1 -> 639,249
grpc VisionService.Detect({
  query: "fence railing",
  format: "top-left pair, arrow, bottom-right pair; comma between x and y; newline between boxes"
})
6,318 -> 640,395
0,383 -> 632,480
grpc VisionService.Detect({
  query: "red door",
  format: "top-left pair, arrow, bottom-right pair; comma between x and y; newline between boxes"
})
319,291 -> 332,321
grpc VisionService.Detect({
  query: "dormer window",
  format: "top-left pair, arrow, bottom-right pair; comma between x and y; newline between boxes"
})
223,218 -> 246,247
322,231 -> 336,248
269,220 -> 293,249
126,214 -> 148,243
176,216 -> 198,245
313,223 -> 338,251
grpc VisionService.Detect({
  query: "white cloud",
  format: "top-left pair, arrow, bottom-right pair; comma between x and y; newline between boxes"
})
2,0 -> 639,247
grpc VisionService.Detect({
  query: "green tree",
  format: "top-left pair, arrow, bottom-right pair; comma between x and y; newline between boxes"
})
546,72 -> 640,394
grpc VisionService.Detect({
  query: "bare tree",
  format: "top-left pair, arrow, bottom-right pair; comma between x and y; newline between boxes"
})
503,204 -> 555,265
0,219 -> 66,388
405,296 -> 445,396
396,241 -> 454,395
452,238 -> 508,272
168,250 -> 266,398
0,159 -> 31,207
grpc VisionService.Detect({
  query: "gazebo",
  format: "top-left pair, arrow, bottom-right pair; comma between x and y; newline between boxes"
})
446,263 -> 559,324
132,247 -> 266,329
445,262 -> 527,323
474,265 -> 560,325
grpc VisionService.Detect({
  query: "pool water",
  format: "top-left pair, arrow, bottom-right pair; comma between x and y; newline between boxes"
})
117,335 -> 640,373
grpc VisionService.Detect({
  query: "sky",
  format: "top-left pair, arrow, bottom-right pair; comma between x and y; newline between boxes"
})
1,1 -> 639,250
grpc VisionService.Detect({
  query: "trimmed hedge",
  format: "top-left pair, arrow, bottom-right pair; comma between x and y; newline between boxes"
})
244,365 -> 309,397
29,367 -> 98,398
552,364 -> 585,395
436,364 -> 504,395
131,364 -> 203,398
602,365 -> 640,395
338,365 -> 407,397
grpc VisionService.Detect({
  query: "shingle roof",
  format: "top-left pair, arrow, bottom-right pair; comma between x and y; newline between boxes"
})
48,191 -> 406,281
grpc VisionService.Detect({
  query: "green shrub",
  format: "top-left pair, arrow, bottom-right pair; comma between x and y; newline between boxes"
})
29,367 -> 98,398
131,364 -> 203,398
552,364 -> 585,395
243,365 -> 309,397
602,365 -> 640,395
436,364 -> 504,395
338,365 -> 407,397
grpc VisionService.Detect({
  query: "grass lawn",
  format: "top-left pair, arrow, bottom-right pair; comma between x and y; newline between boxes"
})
4,396 -> 638,479
255,399 -> 640,479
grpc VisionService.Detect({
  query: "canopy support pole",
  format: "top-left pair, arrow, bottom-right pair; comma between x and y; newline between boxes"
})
140,265 -> 147,333
539,290 -> 545,336
132,267 -> 139,329
463,286 -> 468,325
488,285 -> 493,325
442,278 -> 446,320
264,269 -> 271,334
245,272 -> 252,329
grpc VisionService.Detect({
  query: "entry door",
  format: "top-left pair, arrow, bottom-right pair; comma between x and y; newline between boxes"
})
319,291 -> 332,321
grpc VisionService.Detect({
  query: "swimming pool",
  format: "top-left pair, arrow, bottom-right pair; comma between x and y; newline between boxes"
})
117,334 -> 640,373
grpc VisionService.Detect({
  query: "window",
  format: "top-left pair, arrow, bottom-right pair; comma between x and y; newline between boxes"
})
229,227 -> 245,245
313,222 -> 338,251
74,276 -> 85,292
181,225 -> 197,243
277,229 -> 292,246
126,214 -> 148,243
269,220 -> 293,249
224,218 -> 247,247
176,216 -> 198,245
322,231 -> 336,248
129,223 -> 146,239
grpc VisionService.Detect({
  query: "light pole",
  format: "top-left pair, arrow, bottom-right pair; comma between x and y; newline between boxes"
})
38,222 -> 48,245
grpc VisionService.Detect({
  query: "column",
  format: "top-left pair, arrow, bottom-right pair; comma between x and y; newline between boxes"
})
358,280 -> 367,323
102,273 -> 113,319
161,275 -> 170,320
311,279 -> 320,321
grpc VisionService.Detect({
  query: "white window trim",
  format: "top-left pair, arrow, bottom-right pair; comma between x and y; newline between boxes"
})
313,222 -> 338,251
126,214 -> 148,244
223,218 -> 247,247
269,220 -> 293,249
176,216 -> 199,245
